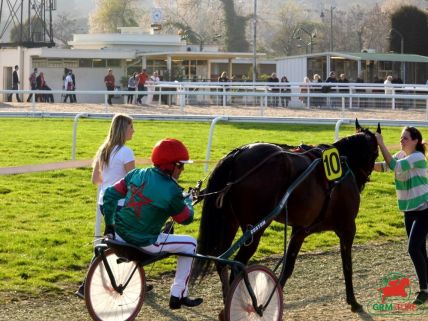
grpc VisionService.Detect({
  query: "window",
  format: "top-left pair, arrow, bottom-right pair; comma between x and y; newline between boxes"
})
107,59 -> 121,67
79,59 -> 92,67
93,59 -> 106,67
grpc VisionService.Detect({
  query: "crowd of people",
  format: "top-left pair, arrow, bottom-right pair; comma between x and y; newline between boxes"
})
6,66 -> 412,108
6,66 -> 161,106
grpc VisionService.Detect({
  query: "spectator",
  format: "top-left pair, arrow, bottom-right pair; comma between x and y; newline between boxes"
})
300,76 -> 311,107
384,75 -> 393,95
8,65 -> 21,102
127,72 -> 138,104
150,71 -> 160,102
26,68 -> 38,102
323,71 -> 337,107
218,72 -> 229,105
312,74 -> 322,108
63,70 -> 75,103
218,71 -> 229,82
75,113 -> 136,299
313,74 -> 322,83
104,69 -> 115,105
70,70 -> 77,103
36,72 -> 54,103
338,73 -> 349,104
338,73 -> 349,83
267,72 -> 280,107
136,68 -> 149,105
280,75 -> 290,107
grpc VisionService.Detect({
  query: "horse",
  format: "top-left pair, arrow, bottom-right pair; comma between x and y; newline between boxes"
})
192,119 -> 380,313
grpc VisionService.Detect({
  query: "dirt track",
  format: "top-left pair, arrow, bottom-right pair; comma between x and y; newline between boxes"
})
2,240 -> 427,321
0,101 -> 426,122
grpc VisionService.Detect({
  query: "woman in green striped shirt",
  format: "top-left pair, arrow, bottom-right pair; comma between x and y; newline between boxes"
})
375,126 -> 428,305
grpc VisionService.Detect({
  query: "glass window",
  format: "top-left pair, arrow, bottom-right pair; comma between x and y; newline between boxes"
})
107,59 -> 121,67
47,60 -> 64,68
79,59 -> 92,67
93,59 -> 106,67
32,59 -> 47,68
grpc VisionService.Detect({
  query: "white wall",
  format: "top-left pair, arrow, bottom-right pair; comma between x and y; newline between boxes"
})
276,57 -> 307,82
37,67 -> 124,103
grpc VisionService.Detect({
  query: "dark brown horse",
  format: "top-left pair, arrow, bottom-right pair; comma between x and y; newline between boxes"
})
192,120 -> 380,312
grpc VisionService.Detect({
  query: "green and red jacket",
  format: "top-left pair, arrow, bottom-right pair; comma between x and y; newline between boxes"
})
103,167 -> 194,246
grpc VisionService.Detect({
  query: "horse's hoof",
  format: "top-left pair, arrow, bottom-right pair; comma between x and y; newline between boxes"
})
351,302 -> 363,312
218,309 -> 225,321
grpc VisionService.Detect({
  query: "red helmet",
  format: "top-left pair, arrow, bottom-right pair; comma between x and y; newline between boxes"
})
151,138 -> 192,169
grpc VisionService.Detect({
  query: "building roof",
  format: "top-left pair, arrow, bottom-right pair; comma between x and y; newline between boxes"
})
137,51 -> 266,61
276,51 -> 428,63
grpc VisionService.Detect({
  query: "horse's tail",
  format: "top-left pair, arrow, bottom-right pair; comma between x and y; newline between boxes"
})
191,148 -> 240,283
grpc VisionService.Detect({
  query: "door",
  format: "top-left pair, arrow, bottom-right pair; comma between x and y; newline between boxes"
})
3,67 -> 12,102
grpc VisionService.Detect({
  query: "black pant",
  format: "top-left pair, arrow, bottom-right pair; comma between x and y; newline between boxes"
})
127,87 -> 135,104
7,84 -> 21,102
64,90 -> 74,103
26,85 -> 37,102
137,85 -> 146,103
404,209 -> 428,290
107,86 -> 114,104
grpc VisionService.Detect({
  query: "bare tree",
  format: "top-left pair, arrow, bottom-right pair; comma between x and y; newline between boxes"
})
89,0 -> 144,33
53,14 -> 87,48
157,0 -> 223,49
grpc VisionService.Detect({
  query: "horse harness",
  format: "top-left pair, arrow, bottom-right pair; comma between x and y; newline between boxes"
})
200,145 -> 354,218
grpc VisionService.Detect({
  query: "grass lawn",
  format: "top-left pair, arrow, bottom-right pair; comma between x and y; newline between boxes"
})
0,118 -> 424,298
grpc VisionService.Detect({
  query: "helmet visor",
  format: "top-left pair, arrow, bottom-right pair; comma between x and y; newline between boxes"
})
178,159 -> 193,164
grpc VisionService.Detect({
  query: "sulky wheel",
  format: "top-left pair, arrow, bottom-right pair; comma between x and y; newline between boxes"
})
224,264 -> 283,321
85,249 -> 146,321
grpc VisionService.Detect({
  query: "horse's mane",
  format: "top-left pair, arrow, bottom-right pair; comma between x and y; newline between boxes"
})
333,129 -> 378,191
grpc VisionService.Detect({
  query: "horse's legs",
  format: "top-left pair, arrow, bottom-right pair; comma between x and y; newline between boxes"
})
279,227 -> 307,287
337,225 -> 362,312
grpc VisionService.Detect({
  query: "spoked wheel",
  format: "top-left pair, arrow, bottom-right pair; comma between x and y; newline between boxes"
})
224,264 -> 283,321
85,249 -> 145,321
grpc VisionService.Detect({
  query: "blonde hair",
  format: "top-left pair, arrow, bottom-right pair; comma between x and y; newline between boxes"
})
94,114 -> 133,169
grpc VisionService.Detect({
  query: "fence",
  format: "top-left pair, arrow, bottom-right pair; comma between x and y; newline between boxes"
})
2,81 -> 428,116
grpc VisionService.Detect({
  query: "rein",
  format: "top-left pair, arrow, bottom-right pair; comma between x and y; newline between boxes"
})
202,146 -> 324,208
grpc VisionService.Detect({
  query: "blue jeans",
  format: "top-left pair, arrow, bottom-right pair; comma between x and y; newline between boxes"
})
404,208 -> 428,290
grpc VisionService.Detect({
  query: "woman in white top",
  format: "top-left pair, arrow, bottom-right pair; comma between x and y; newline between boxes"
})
75,113 -> 135,299
92,113 -> 135,211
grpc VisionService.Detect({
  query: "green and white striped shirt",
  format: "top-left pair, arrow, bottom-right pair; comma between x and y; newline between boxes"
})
389,151 -> 428,211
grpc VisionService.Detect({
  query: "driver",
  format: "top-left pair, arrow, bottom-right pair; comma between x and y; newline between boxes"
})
102,138 -> 203,309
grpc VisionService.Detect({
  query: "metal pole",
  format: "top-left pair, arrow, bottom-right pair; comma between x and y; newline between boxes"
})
252,0 -> 257,83
401,38 -> 405,82
329,6 -> 334,51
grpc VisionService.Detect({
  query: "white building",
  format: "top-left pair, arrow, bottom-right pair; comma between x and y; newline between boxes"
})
0,28 -> 275,103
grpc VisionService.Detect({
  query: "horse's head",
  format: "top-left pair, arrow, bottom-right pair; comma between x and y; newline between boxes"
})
334,119 -> 380,190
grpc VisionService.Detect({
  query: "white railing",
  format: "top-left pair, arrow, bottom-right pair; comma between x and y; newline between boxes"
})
2,81 -> 428,117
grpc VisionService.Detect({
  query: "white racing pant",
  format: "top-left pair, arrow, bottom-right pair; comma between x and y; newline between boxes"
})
140,233 -> 197,298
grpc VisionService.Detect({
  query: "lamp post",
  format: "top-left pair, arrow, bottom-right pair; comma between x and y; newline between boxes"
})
389,28 -> 405,81
252,0 -> 257,83
320,6 -> 335,51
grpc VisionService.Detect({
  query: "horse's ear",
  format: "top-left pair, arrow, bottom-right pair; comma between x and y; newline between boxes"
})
355,118 -> 362,132
377,122 -> 381,134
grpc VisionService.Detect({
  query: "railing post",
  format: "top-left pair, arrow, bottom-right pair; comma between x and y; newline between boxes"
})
335,118 -> 351,142
71,113 -> 89,160
179,85 -> 185,113
205,116 -> 228,172
104,93 -> 108,113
